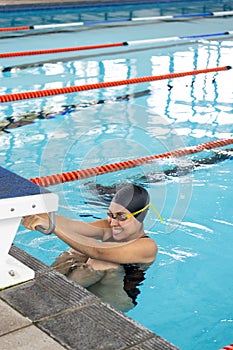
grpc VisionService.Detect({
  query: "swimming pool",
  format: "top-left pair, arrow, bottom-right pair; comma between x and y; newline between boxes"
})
0,1 -> 233,349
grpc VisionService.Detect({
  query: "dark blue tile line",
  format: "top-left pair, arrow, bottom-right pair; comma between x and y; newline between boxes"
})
0,0 -> 202,12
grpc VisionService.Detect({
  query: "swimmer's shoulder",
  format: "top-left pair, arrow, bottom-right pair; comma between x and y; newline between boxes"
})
139,234 -> 158,261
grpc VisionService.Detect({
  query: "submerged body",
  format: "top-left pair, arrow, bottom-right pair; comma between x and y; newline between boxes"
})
52,234 -> 152,311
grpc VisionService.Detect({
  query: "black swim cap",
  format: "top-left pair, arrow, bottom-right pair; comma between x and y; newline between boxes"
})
112,184 -> 150,223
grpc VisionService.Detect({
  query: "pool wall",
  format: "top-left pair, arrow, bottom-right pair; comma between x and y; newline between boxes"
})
0,0 -> 218,10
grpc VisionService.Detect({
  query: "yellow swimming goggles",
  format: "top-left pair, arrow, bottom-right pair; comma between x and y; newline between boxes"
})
107,202 -> 163,222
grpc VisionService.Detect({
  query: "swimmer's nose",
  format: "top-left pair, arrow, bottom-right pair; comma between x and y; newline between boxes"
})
109,217 -> 120,226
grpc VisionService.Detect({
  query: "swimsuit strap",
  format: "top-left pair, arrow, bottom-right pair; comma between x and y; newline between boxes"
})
141,234 -> 149,238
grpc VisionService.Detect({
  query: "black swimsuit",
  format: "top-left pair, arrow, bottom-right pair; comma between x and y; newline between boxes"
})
122,235 -> 151,306
122,263 -> 148,306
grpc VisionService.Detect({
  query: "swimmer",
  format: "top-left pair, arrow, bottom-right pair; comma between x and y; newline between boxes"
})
22,184 -> 158,266
22,184 -> 159,310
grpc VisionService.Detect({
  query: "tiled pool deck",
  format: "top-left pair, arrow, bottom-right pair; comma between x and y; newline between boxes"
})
0,1 -> 179,349
0,245 -> 179,350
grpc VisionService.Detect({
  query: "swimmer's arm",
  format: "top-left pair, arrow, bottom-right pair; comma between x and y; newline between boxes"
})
22,214 -> 109,240
22,215 -> 157,263
54,227 -> 158,264
55,215 -> 110,240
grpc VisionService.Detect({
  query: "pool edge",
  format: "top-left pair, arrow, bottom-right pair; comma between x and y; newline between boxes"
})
0,244 -> 180,350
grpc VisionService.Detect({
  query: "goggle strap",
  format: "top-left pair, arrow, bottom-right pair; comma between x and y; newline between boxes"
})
128,202 -> 163,223
149,202 -> 163,222
108,202 -> 163,222
128,203 -> 150,217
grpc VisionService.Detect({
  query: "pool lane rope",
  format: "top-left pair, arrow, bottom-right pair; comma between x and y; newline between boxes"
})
0,66 -> 231,103
30,138 -> 233,187
1,31 -> 233,59
220,345 -> 233,350
0,42 -> 125,59
0,10 -> 233,32
131,10 -> 233,22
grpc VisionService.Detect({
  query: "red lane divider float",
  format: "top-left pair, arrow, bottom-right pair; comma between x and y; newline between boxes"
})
0,66 -> 231,103
0,42 -> 126,58
30,138 -> 233,187
219,345 -> 233,350
0,25 -> 32,32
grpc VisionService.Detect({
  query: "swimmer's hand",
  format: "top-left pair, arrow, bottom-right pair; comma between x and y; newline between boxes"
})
22,213 -> 50,233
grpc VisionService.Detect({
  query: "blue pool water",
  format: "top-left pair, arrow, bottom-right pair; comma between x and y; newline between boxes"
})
0,1 -> 233,349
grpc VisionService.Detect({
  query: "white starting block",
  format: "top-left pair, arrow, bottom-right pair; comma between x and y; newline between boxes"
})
0,166 -> 58,290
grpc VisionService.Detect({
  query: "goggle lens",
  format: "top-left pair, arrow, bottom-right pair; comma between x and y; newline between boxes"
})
107,212 -> 128,221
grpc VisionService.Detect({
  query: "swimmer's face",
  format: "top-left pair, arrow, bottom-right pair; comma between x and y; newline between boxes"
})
107,202 -> 142,241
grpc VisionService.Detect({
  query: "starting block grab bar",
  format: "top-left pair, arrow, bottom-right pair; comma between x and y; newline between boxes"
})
0,166 -> 58,289
35,212 -> 56,234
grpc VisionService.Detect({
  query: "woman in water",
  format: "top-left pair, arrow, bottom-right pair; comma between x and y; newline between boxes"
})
22,184 -> 159,311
